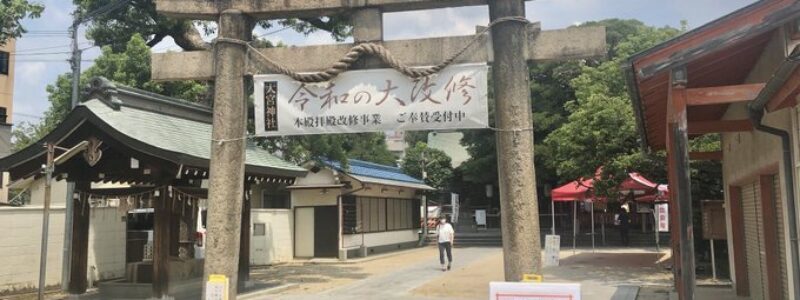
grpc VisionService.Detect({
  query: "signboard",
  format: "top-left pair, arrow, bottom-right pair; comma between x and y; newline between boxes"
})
451,193 -> 460,224
254,63 -> 489,136
637,203 -> 653,214
206,274 -> 229,300
544,235 -> 560,267
655,203 -> 669,232
701,200 -> 726,240
489,282 -> 580,300
475,209 -> 487,226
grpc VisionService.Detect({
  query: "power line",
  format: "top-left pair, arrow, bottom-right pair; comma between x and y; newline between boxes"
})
15,42 -> 92,52
255,25 -> 293,38
13,112 -> 44,119
26,30 -> 69,33
11,51 -> 72,56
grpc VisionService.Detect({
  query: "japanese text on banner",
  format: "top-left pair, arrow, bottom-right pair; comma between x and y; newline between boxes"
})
254,63 -> 489,136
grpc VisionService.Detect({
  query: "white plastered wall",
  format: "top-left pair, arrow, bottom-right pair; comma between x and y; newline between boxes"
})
0,206 -> 126,292
250,209 -> 293,265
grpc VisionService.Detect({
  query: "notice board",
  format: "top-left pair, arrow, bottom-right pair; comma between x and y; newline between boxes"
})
701,200 -> 726,240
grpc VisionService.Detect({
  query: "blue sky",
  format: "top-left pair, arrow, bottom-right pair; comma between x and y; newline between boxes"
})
11,0 -> 756,125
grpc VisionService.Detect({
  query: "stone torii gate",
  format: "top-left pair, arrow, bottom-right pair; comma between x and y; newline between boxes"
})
151,0 -> 605,298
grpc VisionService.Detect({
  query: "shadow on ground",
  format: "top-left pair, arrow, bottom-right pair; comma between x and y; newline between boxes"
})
545,252 -> 672,286
250,264 -> 369,286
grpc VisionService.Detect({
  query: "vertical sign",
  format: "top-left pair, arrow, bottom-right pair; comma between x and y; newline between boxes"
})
451,193 -> 460,223
206,274 -> 229,300
656,203 -> 669,232
263,81 -> 279,133
544,235 -> 561,266
475,209 -> 487,226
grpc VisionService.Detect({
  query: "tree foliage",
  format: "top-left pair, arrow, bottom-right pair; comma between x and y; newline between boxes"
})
257,132 -> 398,169
12,34 -> 207,149
401,142 -> 454,190
15,2 -> 399,167
74,0 -> 351,52
0,0 -> 44,44
458,19 -> 650,192
543,22 -> 682,195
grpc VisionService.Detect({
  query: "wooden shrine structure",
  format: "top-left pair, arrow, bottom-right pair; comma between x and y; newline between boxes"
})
0,77 -> 306,298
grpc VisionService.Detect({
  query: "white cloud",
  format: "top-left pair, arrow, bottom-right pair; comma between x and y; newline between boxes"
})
15,62 -> 47,83
384,6 -> 488,41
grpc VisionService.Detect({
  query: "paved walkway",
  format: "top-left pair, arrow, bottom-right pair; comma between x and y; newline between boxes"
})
270,247 -> 498,300
258,247 -> 693,300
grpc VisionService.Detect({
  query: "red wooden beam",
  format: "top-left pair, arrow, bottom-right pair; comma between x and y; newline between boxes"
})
689,151 -> 723,161
686,83 -> 765,106
667,67 -> 695,299
688,120 -> 752,134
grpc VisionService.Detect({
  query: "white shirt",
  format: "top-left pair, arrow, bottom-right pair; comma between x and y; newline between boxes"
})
437,223 -> 454,243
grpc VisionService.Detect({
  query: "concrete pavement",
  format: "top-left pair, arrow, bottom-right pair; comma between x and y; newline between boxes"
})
270,247 -> 498,300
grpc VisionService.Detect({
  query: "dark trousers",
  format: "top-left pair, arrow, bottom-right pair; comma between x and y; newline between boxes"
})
438,242 -> 453,265
620,227 -> 630,246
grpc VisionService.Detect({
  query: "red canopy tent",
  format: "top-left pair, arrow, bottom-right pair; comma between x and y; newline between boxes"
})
549,172 -> 668,250
619,173 -> 658,191
550,178 -> 598,251
635,185 -> 669,202
551,178 -> 594,201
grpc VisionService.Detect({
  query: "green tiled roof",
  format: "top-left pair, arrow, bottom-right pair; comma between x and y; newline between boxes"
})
82,99 -> 305,174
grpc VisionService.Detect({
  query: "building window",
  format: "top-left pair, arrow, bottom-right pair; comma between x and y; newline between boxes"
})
342,196 -> 420,234
262,187 -> 290,209
0,51 -> 9,75
253,223 -> 266,236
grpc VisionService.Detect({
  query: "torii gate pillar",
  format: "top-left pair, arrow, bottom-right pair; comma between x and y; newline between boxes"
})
202,9 -> 251,298
489,0 -> 541,281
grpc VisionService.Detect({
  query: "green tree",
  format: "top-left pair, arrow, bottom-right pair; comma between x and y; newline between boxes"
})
12,34 -> 207,149
74,0 -> 351,51
0,0 -> 44,44
458,19 -> 650,195
543,24 -> 681,194
401,142 -> 454,190
257,132 -> 397,168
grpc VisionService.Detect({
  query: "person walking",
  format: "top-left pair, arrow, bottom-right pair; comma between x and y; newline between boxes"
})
618,205 -> 631,246
437,216 -> 455,271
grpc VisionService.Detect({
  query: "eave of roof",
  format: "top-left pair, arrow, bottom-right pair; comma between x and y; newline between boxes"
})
347,174 -> 436,191
322,159 -> 434,190
625,0 -> 800,151
0,88 -> 307,179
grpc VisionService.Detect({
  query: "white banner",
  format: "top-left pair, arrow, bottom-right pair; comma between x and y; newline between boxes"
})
489,282 -> 580,300
254,64 -> 489,136
656,203 -> 669,232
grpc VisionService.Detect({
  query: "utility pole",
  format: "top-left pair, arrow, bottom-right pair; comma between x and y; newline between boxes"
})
202,9 -> 251,298
69,19 -> 81,109
61,12 -> 81,291
419,149 -> 429,246
62,2 -> 130,291
37,143 -> 54,300
489,0 -> 542,281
